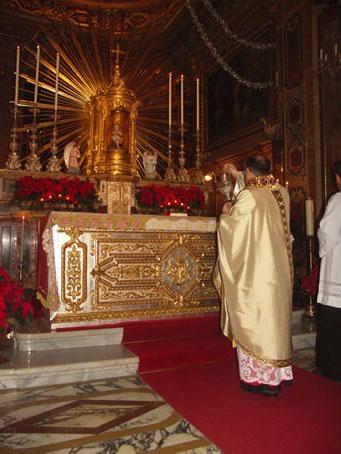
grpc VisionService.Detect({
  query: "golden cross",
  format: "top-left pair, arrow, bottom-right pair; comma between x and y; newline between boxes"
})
111,44 -> 125,66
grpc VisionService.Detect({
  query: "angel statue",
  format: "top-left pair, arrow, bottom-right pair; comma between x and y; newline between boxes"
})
143,150 -> 157,180
64,141 -> 81,174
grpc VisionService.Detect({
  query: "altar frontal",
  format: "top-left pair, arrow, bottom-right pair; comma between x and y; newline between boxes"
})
39,212 -> 219,329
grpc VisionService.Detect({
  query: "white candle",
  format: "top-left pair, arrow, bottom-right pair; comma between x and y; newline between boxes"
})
180,74 -> 184,126
15,46 -> 20,107
168,72 -> 172,127
324,53 -> 328,62
335,44 -> 338,56
34,45 -> 40,104
319,48 -> 323,61
285,181 -> 289,191
54,53 -> 60,112
20,215 -> 25,264
196,78 -> 200,131
305,198 -> 314,236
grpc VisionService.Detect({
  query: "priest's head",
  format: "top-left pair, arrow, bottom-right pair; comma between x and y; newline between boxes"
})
244,154 -> 271,184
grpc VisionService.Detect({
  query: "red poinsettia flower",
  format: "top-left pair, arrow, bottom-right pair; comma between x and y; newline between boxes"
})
0,268 -> 34,332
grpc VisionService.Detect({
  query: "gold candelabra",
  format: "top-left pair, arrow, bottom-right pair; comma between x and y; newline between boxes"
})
164,126 -> 177,182
192,130 -> 204,184
47,113 -> 61,173
6,106 -> 22,170
25,103 -> 42,172
177,125 -> 189,183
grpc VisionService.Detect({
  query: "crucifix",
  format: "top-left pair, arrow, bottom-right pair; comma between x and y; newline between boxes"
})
111,44 -> 125,67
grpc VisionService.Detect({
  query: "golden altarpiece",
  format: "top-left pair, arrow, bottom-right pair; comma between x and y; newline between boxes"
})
0,58 -> 219,330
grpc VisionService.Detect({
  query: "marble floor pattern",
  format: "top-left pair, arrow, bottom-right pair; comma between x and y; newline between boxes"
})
0,348 -> 318,454
0,374 -> 220,453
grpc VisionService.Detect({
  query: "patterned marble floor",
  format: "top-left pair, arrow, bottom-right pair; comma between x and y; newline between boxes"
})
0,375 -> 220,453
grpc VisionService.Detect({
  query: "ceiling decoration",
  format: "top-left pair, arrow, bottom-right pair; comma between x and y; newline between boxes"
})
186,0 -> 276,89
7,0 -> 185,33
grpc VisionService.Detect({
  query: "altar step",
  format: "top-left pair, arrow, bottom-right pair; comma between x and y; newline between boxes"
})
0,312 -> 316,390
0,328 -> 139,390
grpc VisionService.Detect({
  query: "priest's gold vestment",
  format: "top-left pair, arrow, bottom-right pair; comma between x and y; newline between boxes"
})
217,181 -> 292,366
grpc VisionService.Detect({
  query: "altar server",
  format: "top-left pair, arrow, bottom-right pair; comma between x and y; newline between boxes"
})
316,160 -> 341,380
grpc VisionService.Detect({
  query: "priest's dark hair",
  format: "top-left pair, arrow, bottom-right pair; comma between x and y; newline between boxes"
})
332,160 -> 341,177
245,154 -> 271,176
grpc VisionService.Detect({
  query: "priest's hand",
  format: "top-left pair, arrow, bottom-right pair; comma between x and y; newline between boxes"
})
223,163 -> 238,179
222,201 -> 232,214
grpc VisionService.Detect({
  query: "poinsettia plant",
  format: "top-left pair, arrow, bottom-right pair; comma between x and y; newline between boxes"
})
137,184 -> 206,212
14,176 -> 99,210
301,263 -> 320,296
0,268 -> 34,332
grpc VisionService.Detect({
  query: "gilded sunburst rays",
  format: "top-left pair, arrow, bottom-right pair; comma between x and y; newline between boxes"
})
15,27 -> 192,176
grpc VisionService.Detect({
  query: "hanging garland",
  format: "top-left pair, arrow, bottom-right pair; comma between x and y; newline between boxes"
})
200,0 -> 276,50
186,0 -> 275,89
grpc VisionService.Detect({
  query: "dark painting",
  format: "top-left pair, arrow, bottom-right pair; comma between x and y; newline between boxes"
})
207,46 -> 272,145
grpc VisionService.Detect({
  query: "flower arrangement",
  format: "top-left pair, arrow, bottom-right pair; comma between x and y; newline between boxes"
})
136,184 -> 206,213
14,176 -> 99,211
0,268 -> 33,332
301,263 -> 320,296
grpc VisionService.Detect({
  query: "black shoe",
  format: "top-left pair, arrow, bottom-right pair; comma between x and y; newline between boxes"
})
282,379 -> 293,387
240,381 -> 280,397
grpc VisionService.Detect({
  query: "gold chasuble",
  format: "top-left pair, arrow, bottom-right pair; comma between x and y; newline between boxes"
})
217,175 -> 293,367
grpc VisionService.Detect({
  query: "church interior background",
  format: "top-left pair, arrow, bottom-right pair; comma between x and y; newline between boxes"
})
0,0 -> 340,452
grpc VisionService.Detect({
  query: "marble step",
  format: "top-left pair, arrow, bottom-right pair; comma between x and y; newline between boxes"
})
14,327 -> 123,352
292,309 -> 316,351
0,343 -> 138,390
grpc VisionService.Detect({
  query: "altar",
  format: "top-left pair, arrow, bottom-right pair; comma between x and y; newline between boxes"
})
39,211 -> 219,329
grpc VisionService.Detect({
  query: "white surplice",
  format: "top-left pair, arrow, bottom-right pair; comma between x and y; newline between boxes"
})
317,192 -> 341,309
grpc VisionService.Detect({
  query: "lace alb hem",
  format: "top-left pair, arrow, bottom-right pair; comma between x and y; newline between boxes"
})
237,347 -> 293,386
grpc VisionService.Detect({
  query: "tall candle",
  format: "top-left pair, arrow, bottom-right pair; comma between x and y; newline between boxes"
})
34,45 -> 40,104
168,72 -> 172,127
335,44 -> 338,56
285,181 -> 289,191
305,198 -> 314,236
180,74 -> 184,126
15,46 -> 20,107
196,78 -> 200,131
54,53 -> 60,112
319,48 -> 323,61
20,215 -> 25,264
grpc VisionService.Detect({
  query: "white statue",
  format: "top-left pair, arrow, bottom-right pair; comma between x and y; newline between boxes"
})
110,123 -> 124,149
143,150 -> 157,180
64,141 -> 81,174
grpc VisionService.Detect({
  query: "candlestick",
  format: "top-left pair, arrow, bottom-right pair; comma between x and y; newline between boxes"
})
168,72 -> 172,127
34,45 -> 40,104
180,74 -> 184,126
54,53 -> 60,112
305,198 -> 314,236
196,78 -> 200,131
20,215 -> 25,264
15,46 -> 20,107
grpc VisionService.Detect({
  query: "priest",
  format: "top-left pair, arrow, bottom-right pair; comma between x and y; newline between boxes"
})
215,154 -> 293,397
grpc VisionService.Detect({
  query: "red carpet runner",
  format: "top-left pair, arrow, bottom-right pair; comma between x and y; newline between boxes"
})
123,315 -> 341,454
123,314 -> 235,372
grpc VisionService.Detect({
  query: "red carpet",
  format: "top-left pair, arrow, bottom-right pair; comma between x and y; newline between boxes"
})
143,360 -> 341,454
123,314 -> 235,372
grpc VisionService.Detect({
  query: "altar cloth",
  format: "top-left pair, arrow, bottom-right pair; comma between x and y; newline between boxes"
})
38,212 -> 219,329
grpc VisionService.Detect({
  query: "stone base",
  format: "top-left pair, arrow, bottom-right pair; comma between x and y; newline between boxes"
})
14,327 -> 123,352
0,328 -> 138,390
